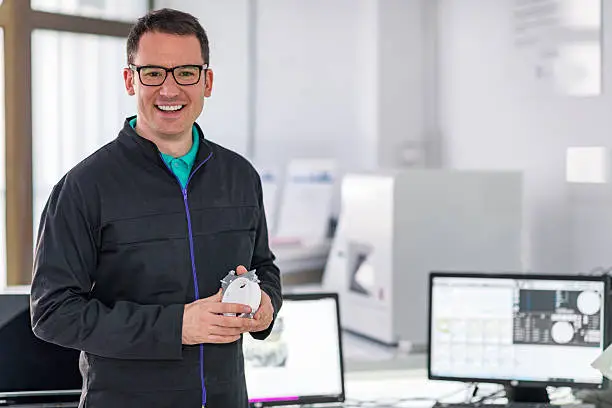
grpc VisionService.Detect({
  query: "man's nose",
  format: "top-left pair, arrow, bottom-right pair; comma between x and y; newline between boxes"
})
159,74 -> 180,97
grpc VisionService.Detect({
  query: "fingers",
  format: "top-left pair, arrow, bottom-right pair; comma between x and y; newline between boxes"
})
253,313 -> 270,327
250,318 -> 269,333
249,310 -> 268,332
253,309 -> 265,322
206,302 -> 252,315
213,314 -> 257,329
253,304 -> 265,317
253,292 -> 272,321
235,265 -> 248,275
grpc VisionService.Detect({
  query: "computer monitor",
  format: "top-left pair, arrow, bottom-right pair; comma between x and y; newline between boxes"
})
244,293 -> 345,407
0,293 -> 82,405
428,272 -> 609,403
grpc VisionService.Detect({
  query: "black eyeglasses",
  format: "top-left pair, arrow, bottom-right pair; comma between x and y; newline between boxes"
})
129,64 -> 208,86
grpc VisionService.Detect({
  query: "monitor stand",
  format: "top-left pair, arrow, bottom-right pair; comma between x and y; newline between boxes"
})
504,385 -> 549,403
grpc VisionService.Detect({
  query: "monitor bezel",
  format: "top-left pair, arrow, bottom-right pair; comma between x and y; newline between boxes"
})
248,292 -> 346,407
427,271 -> 610,389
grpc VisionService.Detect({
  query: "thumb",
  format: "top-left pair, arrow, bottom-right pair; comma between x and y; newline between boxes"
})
236,265 -> 248,275
201,288 -> 223,303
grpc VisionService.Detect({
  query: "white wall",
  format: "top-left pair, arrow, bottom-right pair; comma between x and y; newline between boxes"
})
156,0 -> 432,220
155,0 -> 431,170
256,0 -> 431,172
254,0 -> 368,171
438,0 -> 612,273
378,0 -> 426,168
155,0 -> 251,155
156,0 -> 375,169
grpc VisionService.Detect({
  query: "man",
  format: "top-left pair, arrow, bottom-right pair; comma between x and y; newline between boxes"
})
29,8 -> 282,408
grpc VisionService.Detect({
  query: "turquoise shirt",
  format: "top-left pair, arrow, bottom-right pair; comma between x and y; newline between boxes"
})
129,118 -> 199,189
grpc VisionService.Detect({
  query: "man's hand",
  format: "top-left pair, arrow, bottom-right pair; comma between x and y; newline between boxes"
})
182,289 -> 257,345
235,265 -> 274,333
251,290 -> 274,332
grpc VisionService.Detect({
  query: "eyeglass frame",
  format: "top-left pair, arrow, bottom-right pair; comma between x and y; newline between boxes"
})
128,63 -> 209,86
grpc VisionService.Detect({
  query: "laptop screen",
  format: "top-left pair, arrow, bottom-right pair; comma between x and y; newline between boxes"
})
245,293 -> 345,406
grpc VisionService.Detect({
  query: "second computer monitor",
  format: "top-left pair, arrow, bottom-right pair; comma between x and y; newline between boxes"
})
428,272 -> 608,401
244,292 -> 345,407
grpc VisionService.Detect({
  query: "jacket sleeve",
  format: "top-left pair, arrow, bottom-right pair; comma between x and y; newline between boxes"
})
30,176 -> 185,360
249,174 -> 282,340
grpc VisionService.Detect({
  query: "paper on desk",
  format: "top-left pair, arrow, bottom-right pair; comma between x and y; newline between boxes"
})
592,343 -> 612,379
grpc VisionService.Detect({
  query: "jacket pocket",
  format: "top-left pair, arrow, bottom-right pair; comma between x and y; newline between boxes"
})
190,205 -> 258,237
190,206 -> 258,296
95,212 -> 192,305
85,352 -> 201,392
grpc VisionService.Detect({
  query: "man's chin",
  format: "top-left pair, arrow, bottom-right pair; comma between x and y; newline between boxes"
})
155,125 -> 192,139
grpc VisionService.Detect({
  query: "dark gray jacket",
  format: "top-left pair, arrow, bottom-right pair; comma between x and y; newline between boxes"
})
30,117 -> 282,408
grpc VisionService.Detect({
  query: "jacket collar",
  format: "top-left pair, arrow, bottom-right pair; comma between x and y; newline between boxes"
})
117,115 -> 213,167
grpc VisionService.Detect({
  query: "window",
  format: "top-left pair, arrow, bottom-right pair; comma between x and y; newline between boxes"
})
32,29 -> 134,239
0,29 -> 5,291
0,0 -> 138,286
513,0 -> 602,96
31,0 -> 147,22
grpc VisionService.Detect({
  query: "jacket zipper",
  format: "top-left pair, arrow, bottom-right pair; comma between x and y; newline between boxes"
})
163,150 -> 213,407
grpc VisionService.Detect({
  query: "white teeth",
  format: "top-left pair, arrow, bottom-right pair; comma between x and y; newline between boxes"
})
157,105 -> 183,111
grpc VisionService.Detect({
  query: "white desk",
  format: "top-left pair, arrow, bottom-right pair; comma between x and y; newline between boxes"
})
344,369 -> 490,406
342,369 -> 583,407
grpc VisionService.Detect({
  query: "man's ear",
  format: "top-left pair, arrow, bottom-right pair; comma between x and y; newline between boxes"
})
123,67 -> 135,96
204,68 -> 214,98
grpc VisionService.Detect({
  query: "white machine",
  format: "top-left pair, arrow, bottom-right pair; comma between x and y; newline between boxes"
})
323,169 -> 524,348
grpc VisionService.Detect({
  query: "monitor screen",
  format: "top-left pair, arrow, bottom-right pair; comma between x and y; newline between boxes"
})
244,293 -> 345,406
428,273 -> 607,388
0,293 -> 82,401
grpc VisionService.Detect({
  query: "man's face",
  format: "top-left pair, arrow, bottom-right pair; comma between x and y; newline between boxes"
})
123,31 -> 213,140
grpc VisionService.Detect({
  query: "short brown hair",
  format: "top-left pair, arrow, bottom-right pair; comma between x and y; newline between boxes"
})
126,8 -> 209,65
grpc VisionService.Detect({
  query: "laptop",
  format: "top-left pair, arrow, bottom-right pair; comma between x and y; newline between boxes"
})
0,292 -> 81,406
244,292 -> 346,407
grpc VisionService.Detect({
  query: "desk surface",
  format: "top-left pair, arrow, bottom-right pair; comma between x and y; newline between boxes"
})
343,369 -> 582,407
0,371 -> 587,408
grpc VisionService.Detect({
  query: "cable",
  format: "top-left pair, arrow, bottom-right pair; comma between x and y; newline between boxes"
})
465,383 -> 479,403
469,388 -> 506,405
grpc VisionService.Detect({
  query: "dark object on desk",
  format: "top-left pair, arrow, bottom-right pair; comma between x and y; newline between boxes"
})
433,403 -> 595,408
0,294 -> 81,406
428,272 -> 610,403
0,404 -> 78,407
575,387 -> 612,408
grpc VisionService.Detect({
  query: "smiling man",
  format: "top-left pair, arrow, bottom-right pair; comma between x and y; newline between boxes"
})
29,8 -> 282,408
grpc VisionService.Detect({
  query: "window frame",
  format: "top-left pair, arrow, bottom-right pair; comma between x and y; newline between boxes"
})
0,0 -> 153,285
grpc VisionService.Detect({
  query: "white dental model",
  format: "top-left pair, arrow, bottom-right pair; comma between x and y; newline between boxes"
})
220,269 -> 261,318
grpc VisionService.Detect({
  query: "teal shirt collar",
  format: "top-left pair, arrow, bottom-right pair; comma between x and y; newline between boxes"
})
128,117 -> 199,168
159,133 -> 199,170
